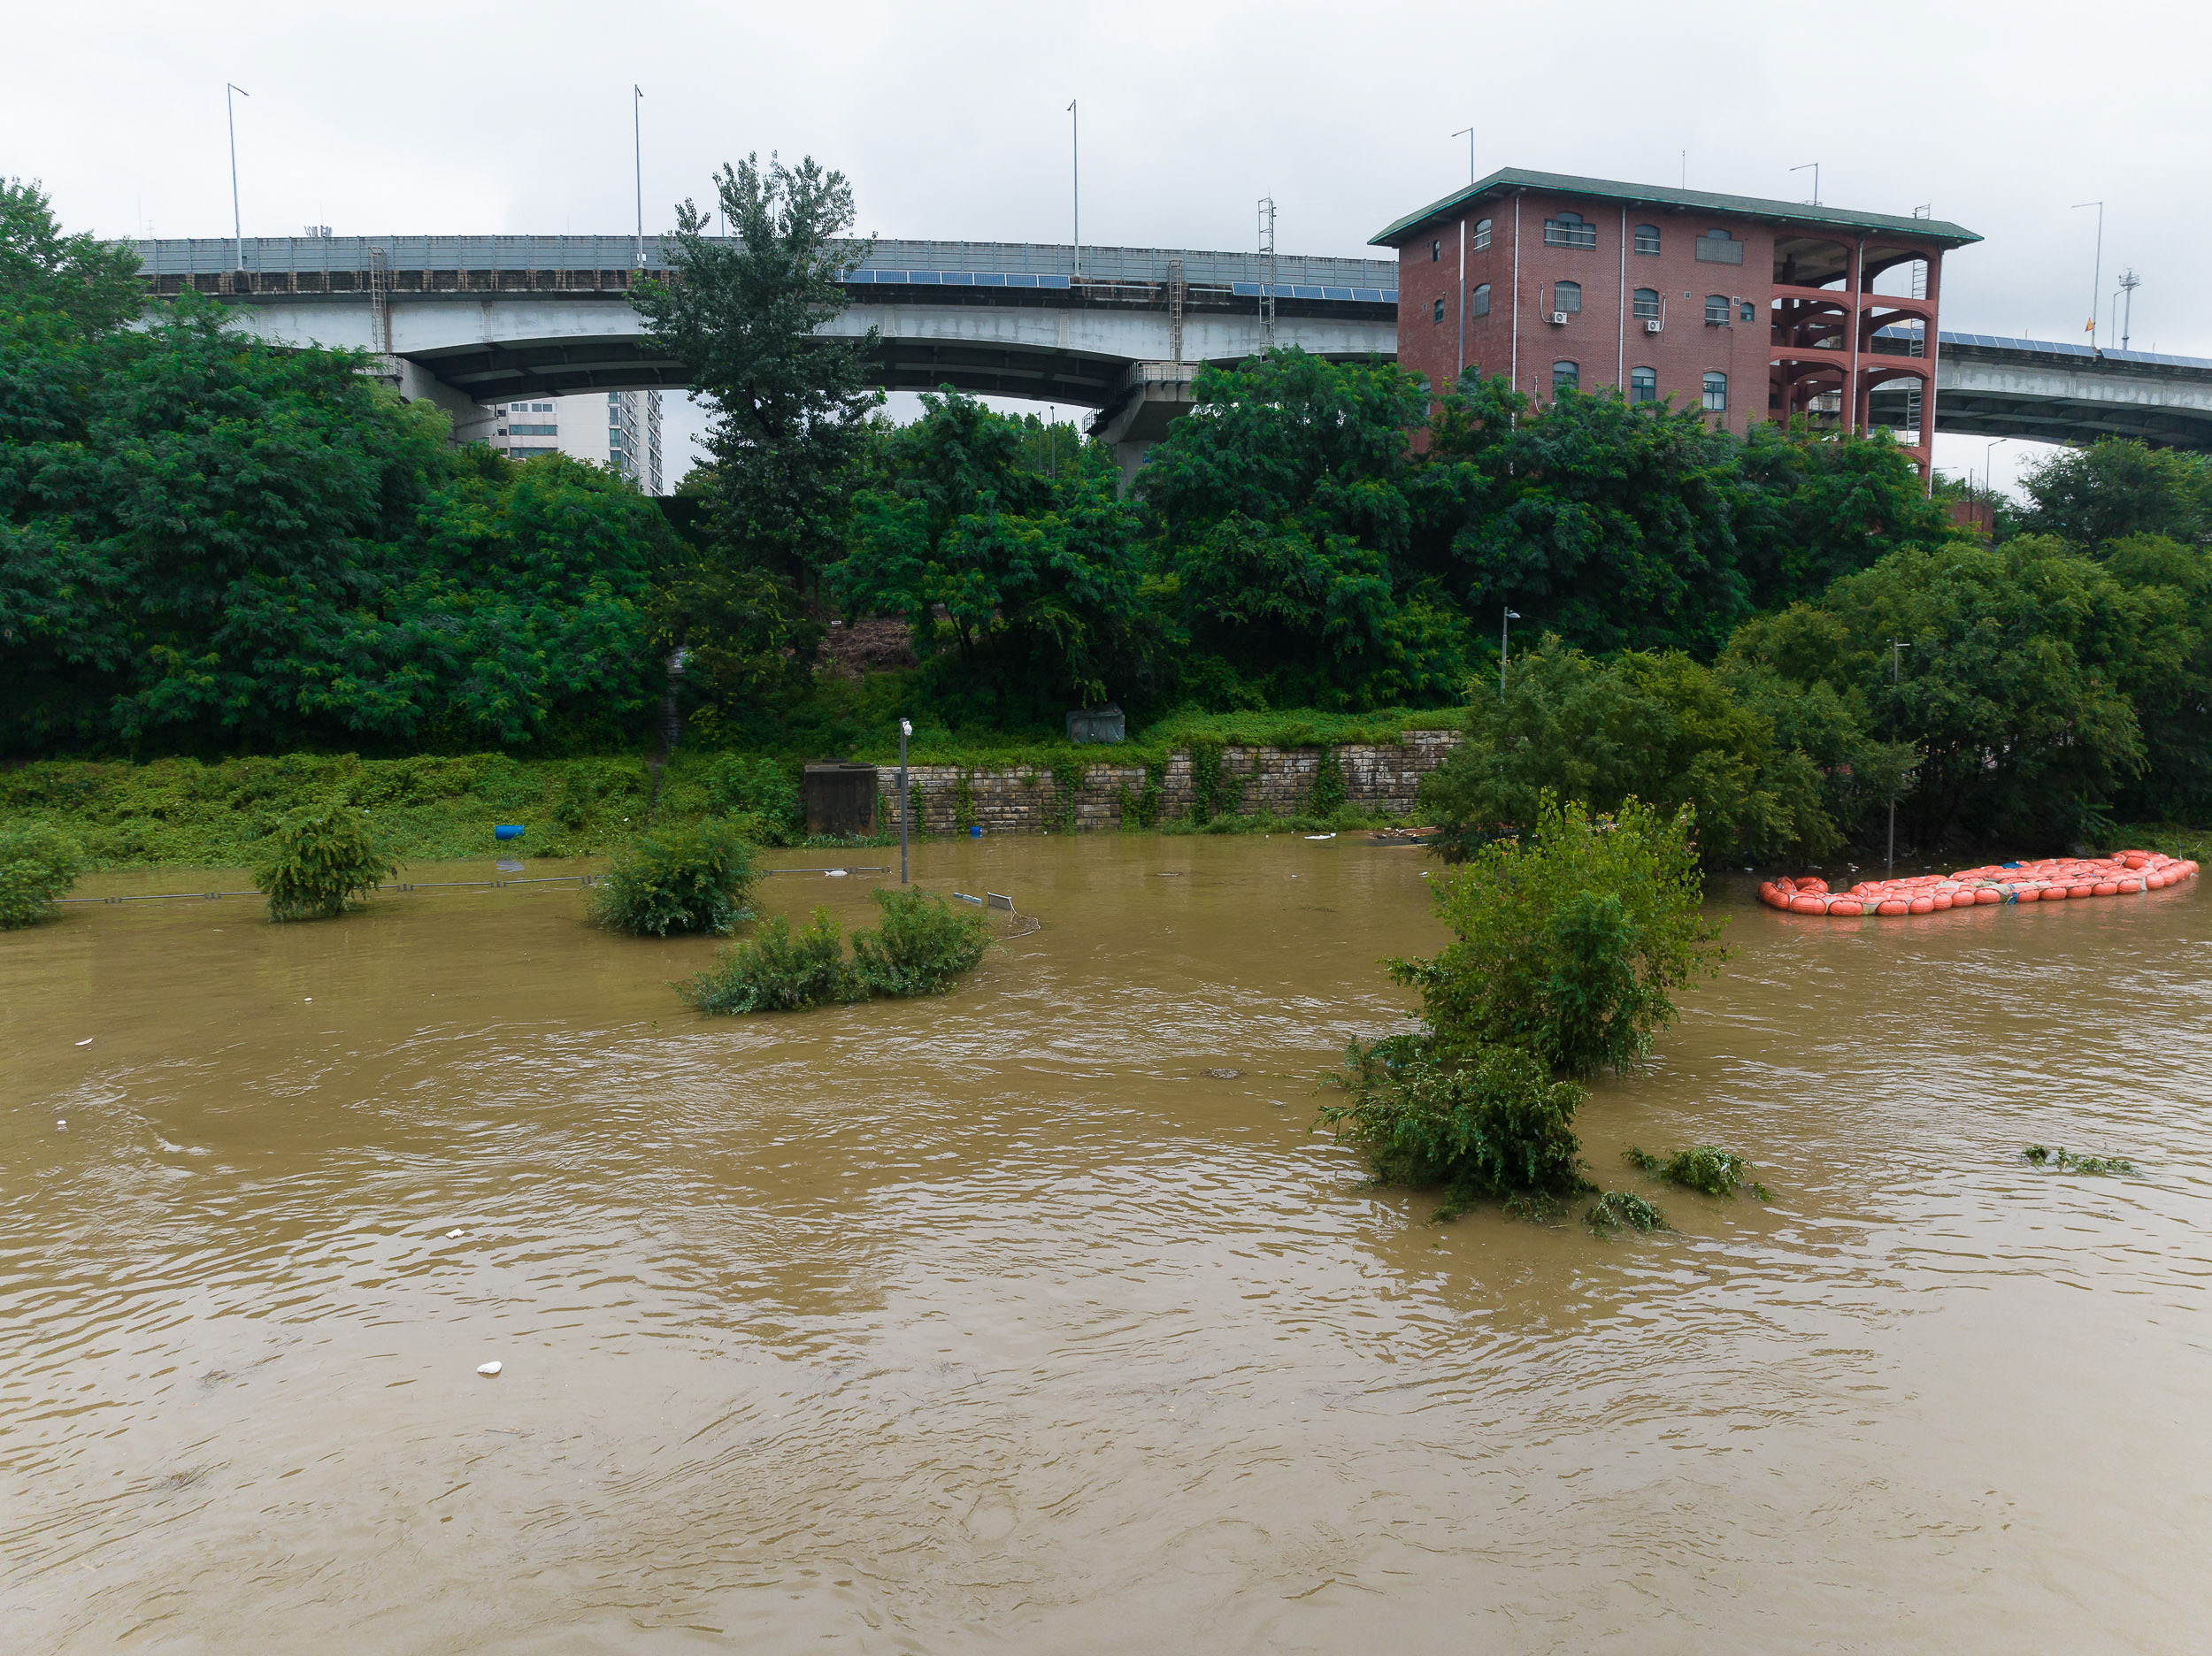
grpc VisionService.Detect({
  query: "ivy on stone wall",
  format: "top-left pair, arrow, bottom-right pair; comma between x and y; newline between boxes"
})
1309,748 -> 1348,816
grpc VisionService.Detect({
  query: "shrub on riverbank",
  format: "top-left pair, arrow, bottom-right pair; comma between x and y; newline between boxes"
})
589,819 -> 760,937
1586,1191 -> 1667,1235
680,888 -> 989,1014
252,809 -> 396,922
1317,1038 -> 1589,1208
1390,795 -> 1730,1079
0,824 -> 83,927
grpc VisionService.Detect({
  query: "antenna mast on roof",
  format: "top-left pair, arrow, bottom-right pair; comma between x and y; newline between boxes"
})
1257,196 -> 1277,354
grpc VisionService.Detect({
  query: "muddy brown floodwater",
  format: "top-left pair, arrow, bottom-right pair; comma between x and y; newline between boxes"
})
4,836 -> 2209,1652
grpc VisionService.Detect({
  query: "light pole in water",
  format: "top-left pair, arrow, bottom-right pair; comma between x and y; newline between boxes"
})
1500,608 -> 1520,695
898,718 -> 912,885
1888,640 -> 1911,874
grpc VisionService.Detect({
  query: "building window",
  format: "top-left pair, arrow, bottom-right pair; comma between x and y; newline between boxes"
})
1552,280 -> 1581,316
1694,229 -> 1744,265
1705,294 -> 1731,325
1631,366 -> 1657,402
1552,360 -> 1579,394
1472,218 -> 1492,250
1432,238 -> 1442,262
1702,372 -> 1728,411
1632,287 -> 1660,320
1633,224 -> 1661,255
1469,282 -> 1490,318
509,423 -> 558,436
1542,211 -> 1596,249
1740,301 -> 1756,324
1432,296 -> 1446,324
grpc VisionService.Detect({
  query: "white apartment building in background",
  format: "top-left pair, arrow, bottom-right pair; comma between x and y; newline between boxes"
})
488,389 -> 664,494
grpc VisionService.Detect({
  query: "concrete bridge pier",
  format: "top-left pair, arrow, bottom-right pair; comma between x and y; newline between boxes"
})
1093,362 -> 1202,492
369,355 -> 501,444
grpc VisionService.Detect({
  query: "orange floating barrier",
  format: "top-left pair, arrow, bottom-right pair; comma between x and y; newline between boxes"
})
1762,851 -> 2197,918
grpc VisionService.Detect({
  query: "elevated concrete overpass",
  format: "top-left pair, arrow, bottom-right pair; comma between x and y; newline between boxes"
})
137,236 -> 2212,469
136,235 -> 1397,467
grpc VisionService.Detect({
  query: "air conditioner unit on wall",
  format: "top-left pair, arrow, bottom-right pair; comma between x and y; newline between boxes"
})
1643,318 -> 1662,333
1550,310 -> 1569,326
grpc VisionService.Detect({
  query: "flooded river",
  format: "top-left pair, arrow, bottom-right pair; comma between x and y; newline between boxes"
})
4,837 -> 2208,1651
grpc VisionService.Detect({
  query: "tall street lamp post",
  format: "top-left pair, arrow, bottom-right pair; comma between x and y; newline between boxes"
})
226,83 -> 250,271
898,719 -> 912,885
1501,608 -> 1521,696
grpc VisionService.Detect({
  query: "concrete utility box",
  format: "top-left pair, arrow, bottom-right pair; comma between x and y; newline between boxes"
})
1066,704 -> 1125,745
803,763 -> 879,836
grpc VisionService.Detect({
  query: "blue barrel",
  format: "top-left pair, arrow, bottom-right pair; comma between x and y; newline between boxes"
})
494,824 -> 526,841
970,824 -> 984,839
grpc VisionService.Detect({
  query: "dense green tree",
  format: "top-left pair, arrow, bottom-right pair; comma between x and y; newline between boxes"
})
632,154 -> 880,589
1726,536 -> 2159,847
1417,634 -> 1850,863
3,189 -> 670,755
1137,349 -> 1469,707
2018,438 -> 2212,548
832,389 -> 1150,710
1416,378 -> 1753,657
1733,419 -> 1955,609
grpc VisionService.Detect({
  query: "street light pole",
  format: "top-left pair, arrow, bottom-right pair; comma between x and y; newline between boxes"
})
633,85 -> 645,268
1501,607 -> 1521,696
1451,126 -> 1475,185
2071,200 -> 2103,352
1888,640 -> 1911,874
898,718 -> 912,885
1067,99 -> 1079,280
1790,161 -> 1819,205
226,83 -> 250,271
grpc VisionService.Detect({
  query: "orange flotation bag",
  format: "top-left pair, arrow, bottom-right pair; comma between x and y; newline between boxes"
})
1763,852 -> 2197,918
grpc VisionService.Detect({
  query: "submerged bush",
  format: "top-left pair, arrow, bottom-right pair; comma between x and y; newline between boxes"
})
703,755 -> 803,846
0,824 -> 83,927
252,809 -> 396,923
590,818 -> 759,937
1317,1036 -> 1589,1207
850,888 -> 990,998
1390,795 -> 1729,1078
1625,1144 -> 1771,1200
680,907 -> 861,1013
1586,1190 -> 1668,1235
2024,1145 -> 2136,1176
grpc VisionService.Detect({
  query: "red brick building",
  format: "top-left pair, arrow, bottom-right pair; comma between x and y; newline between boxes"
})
1371,168 -> 1980,475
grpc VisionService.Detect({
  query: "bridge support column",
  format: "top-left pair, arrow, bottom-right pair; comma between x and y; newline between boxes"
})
370,355 -> 500,446
1092,361 -> 1200,495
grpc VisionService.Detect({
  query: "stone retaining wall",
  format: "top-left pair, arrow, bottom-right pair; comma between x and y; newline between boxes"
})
872,731 -> 1463,834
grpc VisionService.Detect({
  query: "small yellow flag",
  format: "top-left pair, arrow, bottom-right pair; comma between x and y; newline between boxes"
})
2085,318 -> 2096,333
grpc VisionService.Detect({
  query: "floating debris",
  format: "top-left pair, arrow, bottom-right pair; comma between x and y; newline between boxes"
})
477,1361 -> 502,1377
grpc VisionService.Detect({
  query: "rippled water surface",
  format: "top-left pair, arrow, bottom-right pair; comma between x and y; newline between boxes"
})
4,838 -> 2208,1652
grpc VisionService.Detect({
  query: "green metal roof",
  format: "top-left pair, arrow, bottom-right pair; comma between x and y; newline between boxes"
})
1371,167 -> 1981,249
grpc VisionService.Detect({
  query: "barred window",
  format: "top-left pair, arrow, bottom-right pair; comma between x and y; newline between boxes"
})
1472,218 -> 1492,250
1552,360 -> 1579,394
1543,211 -> 1596,249
1553,280 -> 1582,315
1633,224 -> 1661,255
1631,367 -> 1658,403
1470,282 -> 1491,318
1702,371 -> 1728,411
1705,293 -> 1732,325
1632,287 -> 1661,320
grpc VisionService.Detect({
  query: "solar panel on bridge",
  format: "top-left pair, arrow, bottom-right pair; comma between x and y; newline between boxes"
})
845,270 -> 1071,289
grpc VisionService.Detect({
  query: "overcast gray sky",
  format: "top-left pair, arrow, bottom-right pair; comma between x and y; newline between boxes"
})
11,0 -> 2207,494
